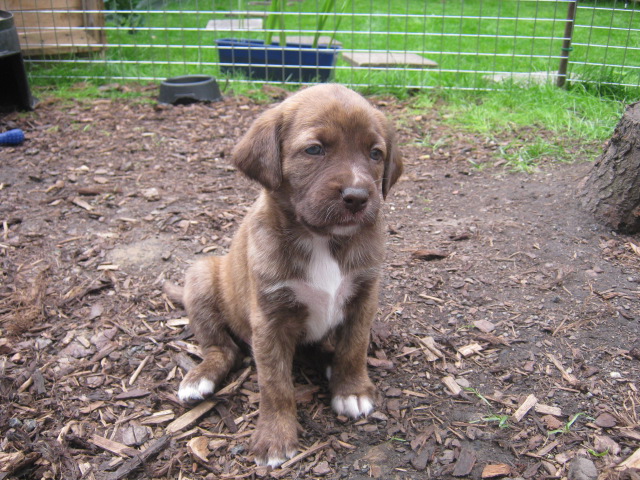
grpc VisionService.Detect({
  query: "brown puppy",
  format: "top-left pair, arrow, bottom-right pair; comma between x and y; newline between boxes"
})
171,84 -> 402,467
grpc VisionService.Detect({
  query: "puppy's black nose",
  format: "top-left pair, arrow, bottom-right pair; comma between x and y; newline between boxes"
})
342,187 -> 369,214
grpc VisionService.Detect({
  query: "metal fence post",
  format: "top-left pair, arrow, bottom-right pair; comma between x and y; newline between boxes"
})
557,0 -> 578,88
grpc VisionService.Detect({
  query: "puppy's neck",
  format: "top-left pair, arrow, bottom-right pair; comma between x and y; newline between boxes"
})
257,189 -> 384,271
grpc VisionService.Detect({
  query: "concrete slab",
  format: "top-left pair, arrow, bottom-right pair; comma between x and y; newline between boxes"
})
272,35 -> 342,46
485,72 -> 560,85
342,51 -> 438,68
227,10 -> 268,18
205,18 -> 263,31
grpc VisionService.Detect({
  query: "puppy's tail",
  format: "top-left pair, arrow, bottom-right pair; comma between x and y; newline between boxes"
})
163,281 -> 184,306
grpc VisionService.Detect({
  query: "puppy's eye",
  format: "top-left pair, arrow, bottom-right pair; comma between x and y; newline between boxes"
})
305,145 -> 324,156
370,149 -> 383,162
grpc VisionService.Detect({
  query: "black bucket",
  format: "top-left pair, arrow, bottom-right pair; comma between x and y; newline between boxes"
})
0,10 -> 35,112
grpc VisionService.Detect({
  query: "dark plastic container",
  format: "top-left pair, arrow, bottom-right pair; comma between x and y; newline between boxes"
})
216,38 -> 340,82
158,75 -> 222,105
0,10 -> 35,111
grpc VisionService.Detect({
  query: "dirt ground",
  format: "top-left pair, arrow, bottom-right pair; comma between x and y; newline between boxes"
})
1,84 -> 639,480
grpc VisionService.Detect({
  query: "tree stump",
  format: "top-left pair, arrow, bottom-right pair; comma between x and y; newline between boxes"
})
579,101 -> 640,234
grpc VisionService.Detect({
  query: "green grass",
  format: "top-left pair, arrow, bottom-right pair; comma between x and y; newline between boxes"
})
406,82 -> 625,171
24,0 -> 632,172
434,82 -> 623,138
26,0 -> 640,95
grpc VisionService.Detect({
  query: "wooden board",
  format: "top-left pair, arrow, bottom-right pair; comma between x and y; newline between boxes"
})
0,0 -> 105,56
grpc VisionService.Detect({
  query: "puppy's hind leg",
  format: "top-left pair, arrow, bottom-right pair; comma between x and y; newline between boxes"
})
178,257 -> 242,403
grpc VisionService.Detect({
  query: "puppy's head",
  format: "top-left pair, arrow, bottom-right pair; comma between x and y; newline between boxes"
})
233,84 -> 403,236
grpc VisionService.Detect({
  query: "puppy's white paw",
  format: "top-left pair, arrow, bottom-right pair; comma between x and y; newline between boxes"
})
178,377 -> 215,403
332,394 -> 374,419
254,449 -> 298,468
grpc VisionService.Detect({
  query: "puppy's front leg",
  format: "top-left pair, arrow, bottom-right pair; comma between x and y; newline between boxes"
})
250,315 -> 301,467
329,278 -> 379,419
178,258 -> 242,403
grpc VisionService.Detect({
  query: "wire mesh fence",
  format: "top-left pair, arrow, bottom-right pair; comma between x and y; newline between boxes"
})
2,0 -> 639,92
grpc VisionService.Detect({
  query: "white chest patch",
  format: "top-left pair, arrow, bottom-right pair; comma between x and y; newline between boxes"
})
289,236 -> 353,342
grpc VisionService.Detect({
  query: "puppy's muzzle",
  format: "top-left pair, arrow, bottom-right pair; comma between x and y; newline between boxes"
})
341,187 -> 369,214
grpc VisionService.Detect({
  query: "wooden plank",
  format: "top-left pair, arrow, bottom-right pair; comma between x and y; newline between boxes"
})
3,0 -> 84,8
618,447 -> 640,470
482,464 -> 512,478
512,394 -> 538,422
89,434 -> 139,457
0,0 -> 105,56
342,50 -> 438,68
457,342 -> 483,357
534,403 -> 562,417
442,376 -> 462,396
166,400 -> 217,434
84,0 -> 106,45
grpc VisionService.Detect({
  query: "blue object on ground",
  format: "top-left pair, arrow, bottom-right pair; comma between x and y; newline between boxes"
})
0,128 -> 25,145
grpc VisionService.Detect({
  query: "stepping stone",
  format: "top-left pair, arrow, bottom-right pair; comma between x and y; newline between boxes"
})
272,35 -> 342,46
485,72 -> 560,84
342,51 -> 438,68
226,10 -> 268,17
205,18 -> 263,31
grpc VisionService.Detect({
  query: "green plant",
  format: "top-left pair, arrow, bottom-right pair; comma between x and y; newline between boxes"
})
588,448 -> 609,458
264,0 -> 287,46
389,436 -> 408,443
548,413 -> 592,436
483,414 -> 510,429
570,65 -> 640,101
312,0 -> 349,47
498,138 -> 570,173
264,0 -> 349,47
465,388 -> 512,429
464,387 -> 493,408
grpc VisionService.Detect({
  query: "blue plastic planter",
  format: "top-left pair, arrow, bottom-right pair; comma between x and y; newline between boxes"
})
216,38 -> 340,82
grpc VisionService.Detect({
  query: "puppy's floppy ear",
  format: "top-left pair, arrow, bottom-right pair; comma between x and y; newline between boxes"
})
232,106 -> 283,190
382,123 -> 403,199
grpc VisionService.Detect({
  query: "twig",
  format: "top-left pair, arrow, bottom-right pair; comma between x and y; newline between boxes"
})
281,440 -> 331,469
166,367 -> 252,434
546,354 -> 580,386
105,435 -> 171,480
129,355 -> 152,386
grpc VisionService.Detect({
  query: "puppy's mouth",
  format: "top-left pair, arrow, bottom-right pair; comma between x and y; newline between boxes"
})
298,204 -> 377,235
337,208 -> 367,224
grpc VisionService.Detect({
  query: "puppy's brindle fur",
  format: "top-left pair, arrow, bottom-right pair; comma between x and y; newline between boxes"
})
171,84 -> 402,467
